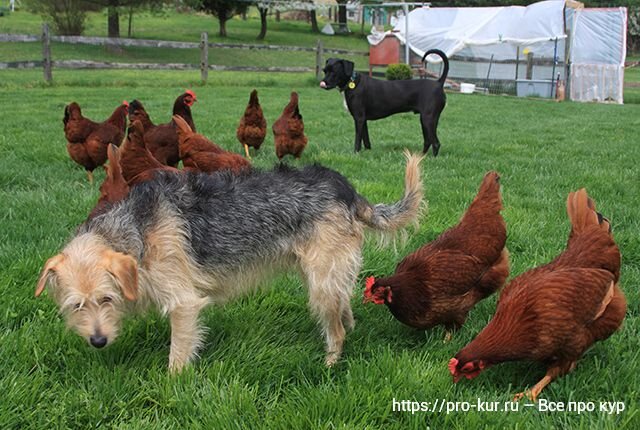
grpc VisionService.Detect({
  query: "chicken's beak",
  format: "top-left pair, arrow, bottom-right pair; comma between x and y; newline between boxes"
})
452,374 -> 462,383
362,295 -> 374,304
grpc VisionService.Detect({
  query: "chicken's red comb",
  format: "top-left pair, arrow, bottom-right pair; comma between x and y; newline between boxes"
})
122,100 -> 129,107
364,276 -> 376,294
185,89 -> 197,99
448,358 -> 459,375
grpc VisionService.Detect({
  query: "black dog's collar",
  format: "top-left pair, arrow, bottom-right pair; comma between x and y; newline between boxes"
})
340,72 -> 359,92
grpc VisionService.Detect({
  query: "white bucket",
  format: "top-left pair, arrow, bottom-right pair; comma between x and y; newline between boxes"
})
460,83 -> 476,94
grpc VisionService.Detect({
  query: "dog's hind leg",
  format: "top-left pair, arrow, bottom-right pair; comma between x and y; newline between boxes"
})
168,297 -> 210,373
298,220 -> 363,366
342,305 -> 355,331
420,112 -> 441,156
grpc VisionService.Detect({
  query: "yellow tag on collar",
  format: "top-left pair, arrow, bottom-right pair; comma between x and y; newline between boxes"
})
348,82 -> 356,89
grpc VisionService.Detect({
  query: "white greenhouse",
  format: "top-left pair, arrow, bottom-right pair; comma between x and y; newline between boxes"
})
369,0 -> 627,103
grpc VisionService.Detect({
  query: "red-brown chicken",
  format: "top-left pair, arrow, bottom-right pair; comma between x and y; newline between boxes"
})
273,92 -> 307,159
119,120 -> 179,186
364,171 -> 509,339
88,144 -> 130,219
236,89 -> 267,159
449,189 -> 626,401
174,115 -> 250,175
127,91 -> 197,167
63,101 -> 129,183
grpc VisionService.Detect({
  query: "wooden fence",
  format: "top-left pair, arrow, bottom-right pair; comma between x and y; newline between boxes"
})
0,24 -> 368,83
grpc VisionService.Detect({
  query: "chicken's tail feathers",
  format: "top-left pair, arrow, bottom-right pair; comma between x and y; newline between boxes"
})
249,89 -> 260,106
567,188 -> 611,235
283,92 -> 300,115
172,114 -> 193,138
474,170 -> 502,207
63,105 -> 70,125
127,120 -> 144,140
106,144 -> 124,179
356,150 -> 424,237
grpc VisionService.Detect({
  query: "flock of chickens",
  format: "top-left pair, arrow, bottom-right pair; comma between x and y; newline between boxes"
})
62,90 -> 626,402
63,90 -> 307,184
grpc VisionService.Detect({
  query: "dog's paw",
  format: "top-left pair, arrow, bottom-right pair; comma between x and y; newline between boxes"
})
325,352 -> 341,367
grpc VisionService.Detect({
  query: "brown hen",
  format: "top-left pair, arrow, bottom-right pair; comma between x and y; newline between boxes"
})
449,189 -> 626,401
364,172 -> 508,339
119,120 -> 179,186
127,91 -> 197,167
63,101 -> 128,183
174,115 -> 250,175
88,144 -> 130,219
236,89 -> 267,159
273,92 -> 307,159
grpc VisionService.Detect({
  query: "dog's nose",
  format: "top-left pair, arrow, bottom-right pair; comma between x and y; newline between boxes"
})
90,334 -> 108,348
319,81 -> 327,89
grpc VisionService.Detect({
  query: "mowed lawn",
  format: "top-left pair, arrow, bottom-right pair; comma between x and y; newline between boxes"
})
0,69 -> 638,429
1,11 -> 639,428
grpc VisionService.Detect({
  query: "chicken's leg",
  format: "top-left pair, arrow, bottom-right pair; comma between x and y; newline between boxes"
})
86,170 -> 94,184
513,364 -> 568,402
443,321 -> 462,343
243,144 -> 251,159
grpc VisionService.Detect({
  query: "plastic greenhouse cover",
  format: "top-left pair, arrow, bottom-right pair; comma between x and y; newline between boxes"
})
389,0 -> 567,62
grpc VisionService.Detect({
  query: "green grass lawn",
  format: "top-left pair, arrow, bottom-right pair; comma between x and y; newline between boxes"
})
1,9 -> 639,430
1,73 -> 639,429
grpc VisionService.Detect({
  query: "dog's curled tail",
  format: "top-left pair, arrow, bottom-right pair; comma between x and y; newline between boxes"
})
356,150 -> 424,233
421,49 -> 449,86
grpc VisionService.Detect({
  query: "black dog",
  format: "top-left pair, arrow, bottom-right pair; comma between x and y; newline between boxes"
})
320,49 -> 449,155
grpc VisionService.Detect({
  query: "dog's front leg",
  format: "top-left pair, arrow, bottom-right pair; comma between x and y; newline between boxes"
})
354,118 -> 366,152
362,121 -> 372,150
168,297 -> 209,373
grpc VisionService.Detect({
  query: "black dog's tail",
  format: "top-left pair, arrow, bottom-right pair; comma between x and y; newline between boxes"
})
422,49 -> 449,86
355,150 -> 424,233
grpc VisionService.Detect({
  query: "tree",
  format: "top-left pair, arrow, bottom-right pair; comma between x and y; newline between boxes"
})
192,0 -> 249,37
336,0 -> 348,34
107,0 -> 120,38
25,0 -> 99,35
256,1 -> 272,40
309,8 -> 319,33
303,0 -> 319,33
100,0 -> 164,38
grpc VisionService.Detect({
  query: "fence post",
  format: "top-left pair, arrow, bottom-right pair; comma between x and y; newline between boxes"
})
525,52 -> 533,80
42,23 -> 52,83
315,39 -> 324,81
200,32 -> 208,83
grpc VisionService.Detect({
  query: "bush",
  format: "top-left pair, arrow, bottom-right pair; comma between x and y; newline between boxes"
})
25,0 -> 95,35
386,63 -> 413,80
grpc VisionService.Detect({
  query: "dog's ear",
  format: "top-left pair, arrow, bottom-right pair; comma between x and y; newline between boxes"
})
103,250 -> 138,301
342,60 -> 355,78
35,254 -> 66,297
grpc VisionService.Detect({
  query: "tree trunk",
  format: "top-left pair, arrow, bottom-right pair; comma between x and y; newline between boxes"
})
128,6 -> 133,38
310,9 -> 319,33
275,10 -> 280,22
108,4 -> 120,38
219,17 -> 227,37
257,7 -> 268,40
337,1 -> 348,34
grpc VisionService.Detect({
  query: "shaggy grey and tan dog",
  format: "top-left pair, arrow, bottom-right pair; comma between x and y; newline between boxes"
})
36,153 -> 423,372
